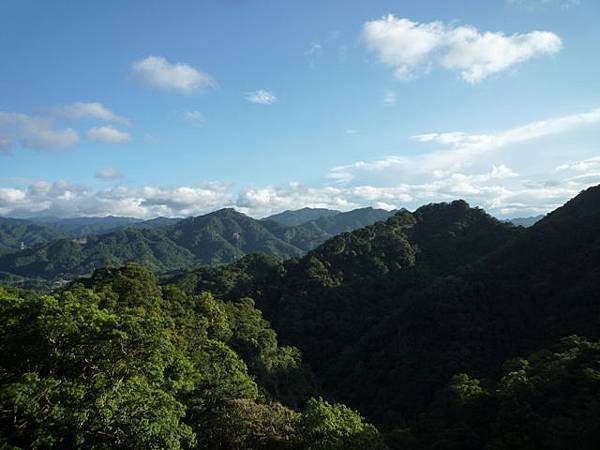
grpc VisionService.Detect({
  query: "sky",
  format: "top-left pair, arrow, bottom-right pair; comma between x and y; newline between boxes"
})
0,0 -> 599,219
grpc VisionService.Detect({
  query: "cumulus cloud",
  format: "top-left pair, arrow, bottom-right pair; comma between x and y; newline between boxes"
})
331,108 -> 600,184
327,108 -> 600,216
2,109 -> 599,220
236,183 -> 355,217
87,125 -> 131,144
555,156 -> 600,172
48,102 -> 130,125
0,112 -> 79,152
132,56 -> 216,95
246,89 -> 278,105
362,15 -> 562,83
0,181 -> 233,219
140,183 -> 232,215
95,167 -> 122,180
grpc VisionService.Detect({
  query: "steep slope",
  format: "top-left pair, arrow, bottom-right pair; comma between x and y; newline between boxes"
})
269,202 -> 519,375
309,187 -> 600,423
168,208 -> 305,264
263,207 -> 341,226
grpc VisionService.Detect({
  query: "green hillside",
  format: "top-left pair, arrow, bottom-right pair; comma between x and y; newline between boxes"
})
0,207 -> 392,284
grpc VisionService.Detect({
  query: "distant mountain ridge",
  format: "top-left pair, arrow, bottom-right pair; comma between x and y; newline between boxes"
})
508,214 -> 545,227
0,207 -> 393,286
263,207 -> 341,226
34,216 -> 143,237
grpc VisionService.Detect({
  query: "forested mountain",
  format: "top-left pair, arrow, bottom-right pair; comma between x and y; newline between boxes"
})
0,207 -> 392,285
264,207 -> 341,226
0,215 -> 183,257
0,217 -> 66,254
33,215 -> 144,236
2,187 -> 600,448
164,185 -> 600,448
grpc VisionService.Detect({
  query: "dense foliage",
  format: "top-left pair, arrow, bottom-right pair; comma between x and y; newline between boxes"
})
0,265 -> 386,449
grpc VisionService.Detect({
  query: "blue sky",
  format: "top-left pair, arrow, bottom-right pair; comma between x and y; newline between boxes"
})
0,0 -> 599,218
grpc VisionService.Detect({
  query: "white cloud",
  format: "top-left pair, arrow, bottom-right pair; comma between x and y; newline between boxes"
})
140,183 -> 232,216
0,188 -> 27,207
331,108 -> 600,184
411,132 -> 493,147
555,156 -> 600,172
132,56 -> 216,95
87,125 -> 131,144
49,102 -> 129,125
2,110 -> 599,220
326,109 -> 600,216
0,112 -> 79,151
182,110 -> 205,124
362,15 -> 562,83
236,183 -> 355,217
491,164 -> 519,179
0,181 -> 233,219
246,89 -> 278,105
95,167 -> 122,180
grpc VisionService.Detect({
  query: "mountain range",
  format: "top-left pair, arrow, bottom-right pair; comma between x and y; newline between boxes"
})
0,206 -> 393,286
161,184 -> 600,446
2,185 -> 600,448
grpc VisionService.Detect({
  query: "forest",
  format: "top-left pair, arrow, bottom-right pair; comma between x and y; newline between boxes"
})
1,185 -> 600,449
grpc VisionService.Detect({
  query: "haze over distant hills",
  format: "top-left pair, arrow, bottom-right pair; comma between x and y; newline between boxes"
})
507,214 -> 545,227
